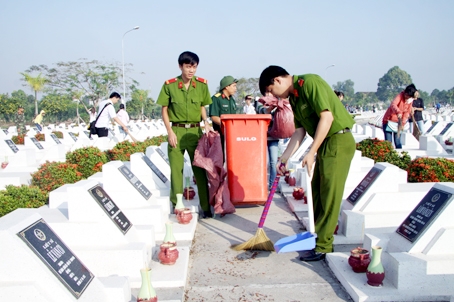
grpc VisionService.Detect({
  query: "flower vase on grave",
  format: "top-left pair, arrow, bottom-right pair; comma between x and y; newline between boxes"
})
177,208 -> 193,225
174,193 -> 185,215
348,247 -> 370,273
183,176 -> 195,200
158,242 -> 179,265
1,156 -> 8,169
366,246 -> 385,286
137,268 -> 157,302
288,169 -> 296,186
163,221 -> 176,245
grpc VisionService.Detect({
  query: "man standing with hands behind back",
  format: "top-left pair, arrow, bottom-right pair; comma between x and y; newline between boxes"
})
156,51 -> 214,218
259,65 -> 356,261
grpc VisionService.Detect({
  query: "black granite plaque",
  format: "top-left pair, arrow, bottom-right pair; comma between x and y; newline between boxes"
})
136,124 -> 142,130
127,125 -> 133,131
88,185 -> 133,234
142,155 -> 168,183
83,131 -> 93,140
145,124 -> 150,130
426,121 -> 438,134
4,139 -> 19,153
155,148 -> 170,165
50,134 -> 62,144
17,219 -> 94,298
347,167 -> 383,205
118,165 -> 152,200
396,187 -> 452,243
3,129 -> 9,135
47,126 -> 52,130
30,137 -> 44,150
439,123 -> 453,135
33,127 -> 39,131
68,132 -> 78,142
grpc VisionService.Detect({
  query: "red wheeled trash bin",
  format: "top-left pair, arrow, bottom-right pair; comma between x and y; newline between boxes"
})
221,114 -> 272,205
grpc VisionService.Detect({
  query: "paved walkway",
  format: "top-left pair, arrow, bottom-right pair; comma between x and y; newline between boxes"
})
184,191 -> 354,301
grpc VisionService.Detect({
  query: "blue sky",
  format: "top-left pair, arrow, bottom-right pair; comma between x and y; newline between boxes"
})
1,0 -> 453,100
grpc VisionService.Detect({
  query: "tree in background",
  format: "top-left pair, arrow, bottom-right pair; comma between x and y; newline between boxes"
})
376,66 -> 412,102
20,72 -> 47,116
332,79 -> 355,101
127,89 -> 160,120
39,93 -> 75,123
24,59 -> 136,108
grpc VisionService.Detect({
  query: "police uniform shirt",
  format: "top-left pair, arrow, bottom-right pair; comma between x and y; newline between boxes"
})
290,74 -> 354,138
156,76 -> 211,123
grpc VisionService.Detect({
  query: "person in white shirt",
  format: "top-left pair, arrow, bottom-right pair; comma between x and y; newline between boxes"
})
243,95 -> 256,114
95,92 -> 128,137
116,103 -> 130,137
87,107 -> 96,122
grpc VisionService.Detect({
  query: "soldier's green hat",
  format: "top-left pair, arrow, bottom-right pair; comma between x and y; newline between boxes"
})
219,76 -> 238,91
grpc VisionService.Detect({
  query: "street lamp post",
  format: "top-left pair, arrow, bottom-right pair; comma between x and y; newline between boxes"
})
324,64 -> 335,78
122,26 -> 140,105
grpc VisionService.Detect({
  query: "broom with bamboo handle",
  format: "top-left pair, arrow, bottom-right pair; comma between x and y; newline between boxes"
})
231,175 -> 280,251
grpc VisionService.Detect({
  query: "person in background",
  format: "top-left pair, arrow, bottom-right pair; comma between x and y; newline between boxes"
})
436,102 -> 441,113
156,51 -> 214,218
382,84 -> 417,149
410,91 -> 425,136
88,107 -> 97,123
259,65 -> 356,262
33,110 -> 45,132
334,90 -> 344,101
95,92 -> 129,138
15,106 -> 26,135
209,75 -> 238,161
116,103 -> 130,137
243,95 -> 256,114
258,92 -> 281,190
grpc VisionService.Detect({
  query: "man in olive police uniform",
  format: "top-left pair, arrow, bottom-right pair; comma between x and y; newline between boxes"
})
209,76 -> 238,160
157,51 -> 214,218
259,66 -> 356,261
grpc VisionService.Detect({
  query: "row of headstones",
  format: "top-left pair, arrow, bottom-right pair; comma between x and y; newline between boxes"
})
280,134 -> 454,301
0,120 -> 170,190
0,142 -> 198,301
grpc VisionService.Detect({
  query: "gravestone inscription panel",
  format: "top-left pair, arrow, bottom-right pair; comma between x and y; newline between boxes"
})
17,219 -> 94,298
142,154 -> 168,184
155,148 -> 170,165
117,165 -> 152,200
426,121 -> 439,134
396,187 -> 452,243
347,167 -> 383,205
88,185 -> 133,234
50,133 -> 62,144
30,137 -> 44,150
439,123 -> 453,135
4,139 -> 19,153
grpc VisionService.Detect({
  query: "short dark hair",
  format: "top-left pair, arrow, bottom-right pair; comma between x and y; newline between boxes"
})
119,103 -> 125,109
334,90 -> 344,98
245,95 -> 253,100
259,65 -> 289,96
178,51 -> 199,66
110,92 -> 121,99
404,84 -> 417,98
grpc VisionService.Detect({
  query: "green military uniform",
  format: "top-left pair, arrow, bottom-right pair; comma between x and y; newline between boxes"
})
209,92 -> 237,158
156,75 -> 212,211
290,74 -> 356,253
15,112 -> 26,135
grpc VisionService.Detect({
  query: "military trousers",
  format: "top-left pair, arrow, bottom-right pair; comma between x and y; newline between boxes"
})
168,126 -> 210,211
311,131 -> 356,253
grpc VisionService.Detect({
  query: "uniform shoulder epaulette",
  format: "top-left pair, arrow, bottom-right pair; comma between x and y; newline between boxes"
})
165,78 -> 178,85
214,93 -> 221,97
195,77 -> 207,84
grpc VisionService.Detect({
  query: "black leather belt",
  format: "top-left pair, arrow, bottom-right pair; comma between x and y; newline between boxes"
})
335,128 -> 351,134
172,123 -> 199,128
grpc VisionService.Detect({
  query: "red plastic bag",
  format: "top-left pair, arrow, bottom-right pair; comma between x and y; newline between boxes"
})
259,96 -> 295,139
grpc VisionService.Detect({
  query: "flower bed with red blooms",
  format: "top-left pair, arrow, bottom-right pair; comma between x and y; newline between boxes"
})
106,141 -> 146,161
66,147 -> 109,178
31,161 -> 83,192
407,157 -> 454,182
356,138 -> 411,170
11,134 -> 25,145
35,133 -> 45,141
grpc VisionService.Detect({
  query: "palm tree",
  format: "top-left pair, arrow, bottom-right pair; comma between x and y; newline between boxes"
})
20,72 -> 47,115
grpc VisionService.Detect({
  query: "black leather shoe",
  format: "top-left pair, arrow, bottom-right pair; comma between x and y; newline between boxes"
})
202,210 -> 213,219
300,250 -> 326,262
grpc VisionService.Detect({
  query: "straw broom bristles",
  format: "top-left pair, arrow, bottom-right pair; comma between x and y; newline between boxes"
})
231,228 -> 275,251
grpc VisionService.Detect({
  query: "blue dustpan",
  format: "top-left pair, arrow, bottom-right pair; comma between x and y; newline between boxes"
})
275,168 -> 317,253
274,232 -> 317,253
